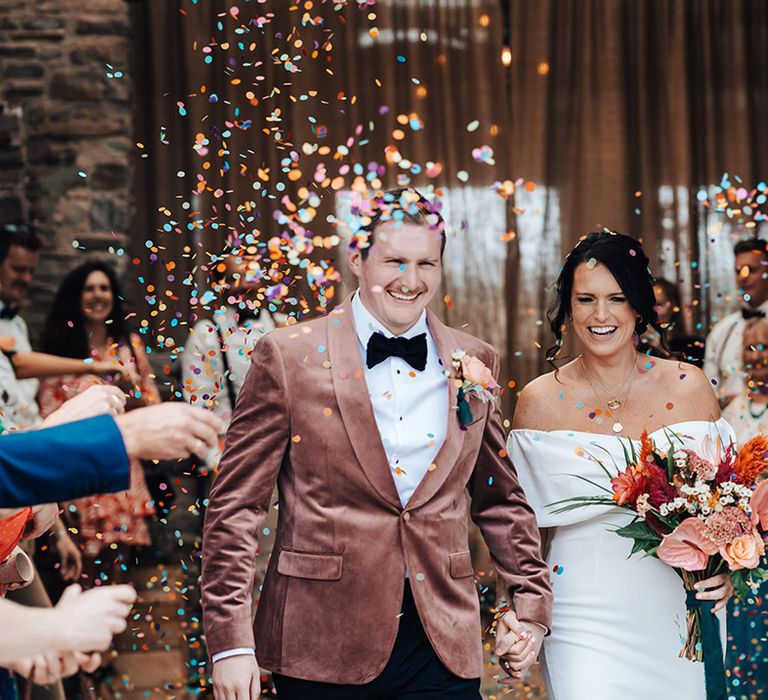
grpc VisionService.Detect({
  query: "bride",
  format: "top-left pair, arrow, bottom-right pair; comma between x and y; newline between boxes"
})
506,231 -> 734,699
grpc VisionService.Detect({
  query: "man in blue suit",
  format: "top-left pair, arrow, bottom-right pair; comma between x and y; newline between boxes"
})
0,384 -> 224,508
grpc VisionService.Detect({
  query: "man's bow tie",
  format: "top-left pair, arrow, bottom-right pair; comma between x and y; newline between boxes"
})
742,308 -> 766,320
0,306 -> 19,320
366,332 -> 428,372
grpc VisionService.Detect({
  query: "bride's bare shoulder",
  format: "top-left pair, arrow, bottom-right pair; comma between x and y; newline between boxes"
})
512,362 -> 579,430
644,356 -> 720,421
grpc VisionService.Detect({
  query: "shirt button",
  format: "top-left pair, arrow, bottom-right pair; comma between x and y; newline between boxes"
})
403,512 -> 411,522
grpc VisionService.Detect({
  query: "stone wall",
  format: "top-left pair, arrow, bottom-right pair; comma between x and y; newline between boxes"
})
0,0 -> 130,341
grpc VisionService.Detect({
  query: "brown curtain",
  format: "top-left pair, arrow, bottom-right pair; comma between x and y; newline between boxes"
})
129,0 -> 768,407
507,0 -> 768,392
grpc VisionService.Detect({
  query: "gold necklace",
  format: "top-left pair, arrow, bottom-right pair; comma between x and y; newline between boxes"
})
579,355 -> 639,434
579,355 -> 635,410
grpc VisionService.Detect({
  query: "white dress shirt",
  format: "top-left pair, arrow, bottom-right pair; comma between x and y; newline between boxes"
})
211,293 -> 450,663
0,303 -> 41,429
722,389 -> 768,447
351,291 -> 448,507
703,299 -> 768,400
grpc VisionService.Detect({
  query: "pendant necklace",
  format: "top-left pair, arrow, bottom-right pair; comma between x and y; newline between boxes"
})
580,355 -> 639,434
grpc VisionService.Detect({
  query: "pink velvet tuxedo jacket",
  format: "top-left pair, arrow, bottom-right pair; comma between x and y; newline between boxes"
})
201,297 -> 552,684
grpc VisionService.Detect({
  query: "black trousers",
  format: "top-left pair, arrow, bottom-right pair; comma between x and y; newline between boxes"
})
272,582 -> 481,699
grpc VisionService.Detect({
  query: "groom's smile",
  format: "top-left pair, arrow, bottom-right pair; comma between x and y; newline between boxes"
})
349,221 -> 443,336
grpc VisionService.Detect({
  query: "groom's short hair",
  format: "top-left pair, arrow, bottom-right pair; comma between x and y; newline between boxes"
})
357,187 -> 446,259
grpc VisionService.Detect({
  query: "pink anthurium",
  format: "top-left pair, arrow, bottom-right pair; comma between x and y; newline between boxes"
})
657,518 -> 719,571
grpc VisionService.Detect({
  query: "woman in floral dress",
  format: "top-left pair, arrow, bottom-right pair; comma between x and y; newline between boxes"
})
38,261 -> 158,577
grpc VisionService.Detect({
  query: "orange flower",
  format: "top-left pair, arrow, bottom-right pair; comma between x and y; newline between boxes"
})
637,429 -> 653,474
610,467 -> 649,506
733,435 -> 768,485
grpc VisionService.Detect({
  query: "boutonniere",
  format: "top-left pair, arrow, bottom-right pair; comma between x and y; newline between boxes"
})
451,350 -> 499,430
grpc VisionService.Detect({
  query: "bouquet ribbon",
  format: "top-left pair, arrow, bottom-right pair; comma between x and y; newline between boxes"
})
456,388 -> 473,431
685,591 -> 726,700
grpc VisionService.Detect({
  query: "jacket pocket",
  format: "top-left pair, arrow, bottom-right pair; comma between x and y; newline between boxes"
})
448,550 -> 474,579
277,550 -> 343,581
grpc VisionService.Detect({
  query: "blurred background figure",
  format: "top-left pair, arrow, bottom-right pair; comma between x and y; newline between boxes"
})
640,277 -> 705,367
720,316 -> 768,694
722,316 -> 768,438
0,223 -> 42,428
181,239 -> 285,471
38,261 -> 159,580
180,241 -> 286,695
705,239 -> 768,407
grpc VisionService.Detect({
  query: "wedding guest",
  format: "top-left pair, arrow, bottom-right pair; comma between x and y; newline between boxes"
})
721,316 -> 768,693
705,238 -> 768,406
39,261 -> 159,576
181,242 -> 285,616
181,240 -> 285,471
0,388 -> 224,509
0,223 -> 42,428
639,278 -> 705,367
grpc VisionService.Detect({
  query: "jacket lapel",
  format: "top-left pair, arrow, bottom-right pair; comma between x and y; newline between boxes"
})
327,298 -> 402,511
405,309 -> 467,510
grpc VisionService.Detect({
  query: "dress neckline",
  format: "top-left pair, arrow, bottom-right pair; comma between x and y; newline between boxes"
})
509,417 -> 729,443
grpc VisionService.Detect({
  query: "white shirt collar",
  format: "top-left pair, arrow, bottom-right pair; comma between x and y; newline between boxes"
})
351,291 -> 429,347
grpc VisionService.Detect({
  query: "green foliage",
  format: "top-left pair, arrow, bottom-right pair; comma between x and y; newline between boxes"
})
616,518 -> 663,558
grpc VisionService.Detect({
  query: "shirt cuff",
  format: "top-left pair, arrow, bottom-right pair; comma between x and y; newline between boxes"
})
211,648 -> 255,663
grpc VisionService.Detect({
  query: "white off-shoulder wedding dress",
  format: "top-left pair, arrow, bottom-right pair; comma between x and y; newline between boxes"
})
507,419 -> 733,700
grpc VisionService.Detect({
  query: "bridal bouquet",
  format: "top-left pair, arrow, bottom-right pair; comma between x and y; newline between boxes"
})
553,428 -> 768,693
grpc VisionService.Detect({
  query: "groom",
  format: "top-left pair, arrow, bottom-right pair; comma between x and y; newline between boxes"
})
201,188 -> 552,698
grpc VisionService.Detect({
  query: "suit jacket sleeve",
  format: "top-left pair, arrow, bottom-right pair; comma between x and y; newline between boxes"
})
201,333 -> 290,657
0,414 -> 130,508
467,351 -> 553,630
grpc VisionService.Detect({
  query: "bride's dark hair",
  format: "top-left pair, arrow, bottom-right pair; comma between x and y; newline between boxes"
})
545,230 -> 665,366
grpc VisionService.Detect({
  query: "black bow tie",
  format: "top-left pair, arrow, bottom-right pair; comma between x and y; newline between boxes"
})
742,308 -> 766,320
0,306 -> 19,320
366,332 -> 428,372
